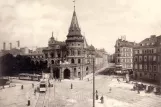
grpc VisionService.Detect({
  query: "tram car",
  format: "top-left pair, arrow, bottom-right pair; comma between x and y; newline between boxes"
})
39,79 -> 48,92
19,73 -> 41,81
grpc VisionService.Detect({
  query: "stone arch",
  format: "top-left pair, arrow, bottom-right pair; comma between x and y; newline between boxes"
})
64,69 -> 70,79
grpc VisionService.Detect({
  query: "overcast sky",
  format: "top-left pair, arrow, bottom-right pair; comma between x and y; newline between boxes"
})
1,0 -> 161,53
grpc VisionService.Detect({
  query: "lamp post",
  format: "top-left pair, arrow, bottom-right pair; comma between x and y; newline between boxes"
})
93,57 -> 95,107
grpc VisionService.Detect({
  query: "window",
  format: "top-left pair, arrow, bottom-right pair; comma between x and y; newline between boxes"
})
50,53 -> 54,58
78,59 -> 81,64
71,59 -> 74,63
144,65 -> 147,70
140,73 -> 142,77
153,49 -> 156,53
149,65 -> 152,71
135,50 -> 138,54
149,56 -> 152,61
51,60 -> 54,64
144,56 -> 147,62
118,49 -> 120,52
135,64 -> 138,69
153,56 -> 156,61
78,50 -> 81,55
153,65 -> 157,71
71,50 -> 74,55
117,59 -> 120,63
139,64 -> 142,69
139,56 -> 142,62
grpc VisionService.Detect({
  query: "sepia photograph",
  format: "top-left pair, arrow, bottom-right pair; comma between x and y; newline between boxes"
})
0,0 -> 161,107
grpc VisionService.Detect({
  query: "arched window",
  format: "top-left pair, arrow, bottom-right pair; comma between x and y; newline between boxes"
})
51,60 -> 54,64
71,59 -> 74,63
78,59 -> 81,64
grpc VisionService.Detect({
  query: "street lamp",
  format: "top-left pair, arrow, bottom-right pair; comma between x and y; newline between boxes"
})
93,57 -> 95,107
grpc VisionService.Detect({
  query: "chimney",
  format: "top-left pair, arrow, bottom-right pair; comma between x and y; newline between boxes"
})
3,42 -> 6,50
9,43 -> 12,50
17,41 -> 20,48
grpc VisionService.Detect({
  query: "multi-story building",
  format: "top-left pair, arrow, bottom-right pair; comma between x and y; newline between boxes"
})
115,36 -> 134,70
133,35 -> 161,84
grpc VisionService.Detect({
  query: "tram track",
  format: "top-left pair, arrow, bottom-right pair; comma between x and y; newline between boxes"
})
35,92 -> 46,107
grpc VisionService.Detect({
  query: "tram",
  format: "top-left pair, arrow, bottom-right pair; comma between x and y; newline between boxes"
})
19,73 -> 41,81
39,79 -> 48,92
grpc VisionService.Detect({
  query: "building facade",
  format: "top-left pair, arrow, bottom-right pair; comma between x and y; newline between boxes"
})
115,37 -> 134,70
42,10 -> 96,79
133,35 -> 161,84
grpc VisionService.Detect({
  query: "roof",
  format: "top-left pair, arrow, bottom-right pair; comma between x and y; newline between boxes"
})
67,10 -> 82,37
134,35 -> 161,48
115,39 -> 135,47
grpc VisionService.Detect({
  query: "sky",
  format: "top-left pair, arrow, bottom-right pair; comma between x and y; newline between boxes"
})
1,0 -> 161,54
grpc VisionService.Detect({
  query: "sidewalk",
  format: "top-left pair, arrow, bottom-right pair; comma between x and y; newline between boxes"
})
96,96 -> 130,107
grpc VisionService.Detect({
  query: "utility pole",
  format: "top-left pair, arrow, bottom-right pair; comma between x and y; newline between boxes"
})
93,58 -> 95,107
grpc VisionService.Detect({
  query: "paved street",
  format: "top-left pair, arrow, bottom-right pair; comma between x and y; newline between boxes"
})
0,73 -> 161,107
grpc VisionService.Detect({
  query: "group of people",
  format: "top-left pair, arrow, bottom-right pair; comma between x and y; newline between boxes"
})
54,77 -> 62,82
132,82 -> 161,95
96,90 -> 104,104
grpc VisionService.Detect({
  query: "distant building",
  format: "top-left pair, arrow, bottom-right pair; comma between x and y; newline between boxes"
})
115,36 -> 135,70
133,35 -> 161,84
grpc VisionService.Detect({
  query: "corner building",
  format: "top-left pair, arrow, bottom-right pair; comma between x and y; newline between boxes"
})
43,10 -> 94,79
115,37 -> 134,70
133,35 -> 161,84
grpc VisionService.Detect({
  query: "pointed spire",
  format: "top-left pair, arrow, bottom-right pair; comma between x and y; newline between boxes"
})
52,31 -> 53,37
67,0 -> 82,37
69,11 -> 80,31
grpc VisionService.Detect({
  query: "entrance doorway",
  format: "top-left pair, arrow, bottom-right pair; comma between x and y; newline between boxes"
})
64,69 -> 70,79
53,67 -> 60,79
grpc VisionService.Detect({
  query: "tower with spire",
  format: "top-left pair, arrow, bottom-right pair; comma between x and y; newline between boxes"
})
65,2 -> 85,79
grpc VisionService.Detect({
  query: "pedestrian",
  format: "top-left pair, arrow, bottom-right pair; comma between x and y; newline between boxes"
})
32,83 -> 34,88
96,90 -> 98,94
71,83 -> 73,89
109,87 -> 112,93
96,93 -> 99,100
88,78 -> 89,81
34,88 -> 36,95
137,88 -> 140,94
27,97 -> 30,106
100,96 -> 104,104
60,78 -> 61,82
21,85 -> 23,90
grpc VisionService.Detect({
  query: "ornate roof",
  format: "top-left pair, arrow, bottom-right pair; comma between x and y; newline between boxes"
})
67,10 -> 82,37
